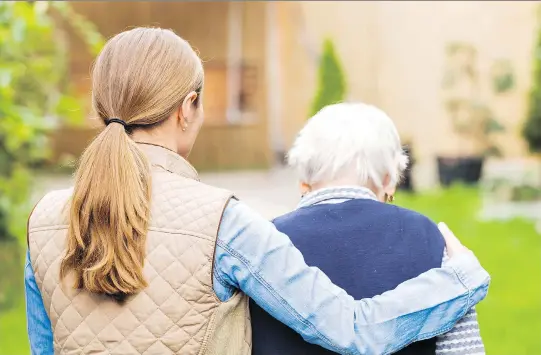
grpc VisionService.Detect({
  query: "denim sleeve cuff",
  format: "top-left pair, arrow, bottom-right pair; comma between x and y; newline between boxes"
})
445,252 -> 490,292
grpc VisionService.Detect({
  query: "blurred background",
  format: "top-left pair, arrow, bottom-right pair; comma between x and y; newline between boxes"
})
0,1 -> 540,354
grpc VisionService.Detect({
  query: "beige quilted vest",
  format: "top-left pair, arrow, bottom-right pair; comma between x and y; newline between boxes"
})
28,144 -> 252,355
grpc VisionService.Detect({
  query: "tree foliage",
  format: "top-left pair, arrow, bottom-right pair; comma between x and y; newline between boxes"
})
525,19 -> 541,153
310,38 -> 347,117
0,2 -> 103,243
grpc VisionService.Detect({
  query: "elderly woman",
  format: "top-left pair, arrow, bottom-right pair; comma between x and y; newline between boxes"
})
251,103 -> 485,355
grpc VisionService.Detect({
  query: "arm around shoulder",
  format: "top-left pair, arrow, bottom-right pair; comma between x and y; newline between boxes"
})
213,199 -> 490,355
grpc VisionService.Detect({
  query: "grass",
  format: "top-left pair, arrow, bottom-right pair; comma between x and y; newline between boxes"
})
0,302 -> 28,355
0,186 -> 539,355
398,186 -> 541,355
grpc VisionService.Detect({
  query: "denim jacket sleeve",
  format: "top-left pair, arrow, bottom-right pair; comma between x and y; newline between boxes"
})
25,250 -> 54,355
213,199 -> 490,355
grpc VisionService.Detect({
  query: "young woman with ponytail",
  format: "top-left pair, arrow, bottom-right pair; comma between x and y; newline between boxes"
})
25,27 -> 490,355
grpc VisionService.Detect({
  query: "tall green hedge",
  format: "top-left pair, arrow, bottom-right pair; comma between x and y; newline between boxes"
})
310,38 -> 347,117
525,16 -> 541,153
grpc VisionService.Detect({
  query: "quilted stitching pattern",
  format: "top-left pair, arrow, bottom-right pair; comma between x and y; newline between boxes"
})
28,146 -> 252,355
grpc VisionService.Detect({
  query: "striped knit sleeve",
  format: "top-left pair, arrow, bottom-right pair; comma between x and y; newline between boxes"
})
435,307 -> 485,355
437,250 -> 485,355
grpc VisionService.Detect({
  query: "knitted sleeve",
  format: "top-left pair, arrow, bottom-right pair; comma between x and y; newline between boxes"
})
435,308 -> 485,355
436,251 -> 486,355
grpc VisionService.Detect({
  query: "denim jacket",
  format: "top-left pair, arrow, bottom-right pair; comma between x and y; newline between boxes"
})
26,198 -> 490,355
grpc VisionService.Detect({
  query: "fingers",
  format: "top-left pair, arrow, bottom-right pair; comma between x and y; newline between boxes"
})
438,222 -> 456,244
438,222 -> 468,257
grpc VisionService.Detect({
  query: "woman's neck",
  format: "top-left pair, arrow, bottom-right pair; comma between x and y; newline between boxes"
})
131,129 -> 178,155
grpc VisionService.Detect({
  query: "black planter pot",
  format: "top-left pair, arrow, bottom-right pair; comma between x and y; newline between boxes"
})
437,156 -> 484,186
399,145 -> 414,192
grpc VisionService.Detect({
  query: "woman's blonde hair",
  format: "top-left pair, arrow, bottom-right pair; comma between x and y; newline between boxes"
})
60,27 -> 203,301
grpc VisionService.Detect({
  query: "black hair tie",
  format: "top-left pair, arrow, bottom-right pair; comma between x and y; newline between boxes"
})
106,118 -> 127,128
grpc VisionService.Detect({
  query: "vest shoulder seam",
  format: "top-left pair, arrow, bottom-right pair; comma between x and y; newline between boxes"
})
29,225 -> 68,233
29,225 -> 216,241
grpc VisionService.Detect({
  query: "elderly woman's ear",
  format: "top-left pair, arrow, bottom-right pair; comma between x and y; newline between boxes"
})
300,182 -> 311,197
381,174 -> 397,203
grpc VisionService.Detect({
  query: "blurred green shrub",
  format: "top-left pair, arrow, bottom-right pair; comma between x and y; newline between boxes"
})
0,2 -> 103,243
0,2 -> 103,309
0,238 -> 21,311
525,13 -> 541,153
310,38 -> 347,117
491,59 -> 514,94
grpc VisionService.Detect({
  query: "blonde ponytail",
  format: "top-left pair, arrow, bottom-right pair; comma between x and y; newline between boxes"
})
61,122 -> 151,300
60,27 -> 203,301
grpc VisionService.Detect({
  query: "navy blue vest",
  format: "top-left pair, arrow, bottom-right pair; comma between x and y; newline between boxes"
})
250,198 -> 445,355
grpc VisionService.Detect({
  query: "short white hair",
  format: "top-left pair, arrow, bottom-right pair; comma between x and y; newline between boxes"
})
287,103 -> 409,189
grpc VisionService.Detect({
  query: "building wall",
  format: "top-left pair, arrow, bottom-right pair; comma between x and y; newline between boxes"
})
276,1 -> 538,188
273,2 -> 379,152
376,1 -> 537,188
67,1 -> 230,121
53,2 -> 271,171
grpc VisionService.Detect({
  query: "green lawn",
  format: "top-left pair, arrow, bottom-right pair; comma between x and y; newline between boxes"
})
0,302 -> 28,355
399,186 -> 541,355
1,186 -> 540,355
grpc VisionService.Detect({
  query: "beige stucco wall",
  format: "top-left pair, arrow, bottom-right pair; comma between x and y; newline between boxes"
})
276,1 -> 538,188
274,1 -> 379,152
